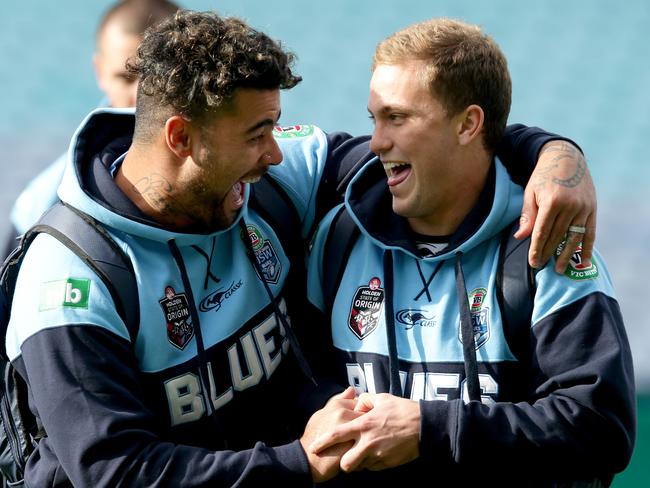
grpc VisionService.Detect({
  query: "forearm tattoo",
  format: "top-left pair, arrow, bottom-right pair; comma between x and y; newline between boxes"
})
536,141 -> 586,188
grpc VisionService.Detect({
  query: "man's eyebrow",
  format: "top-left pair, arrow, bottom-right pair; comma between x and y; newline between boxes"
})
374,104 -> 408,114
244,111 -> 282,134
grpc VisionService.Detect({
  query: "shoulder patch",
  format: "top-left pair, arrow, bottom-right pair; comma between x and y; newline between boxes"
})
273,124 -> 314,139
558,244 -> 599,281
39,278 -> 91,311
242,224 -> 282,284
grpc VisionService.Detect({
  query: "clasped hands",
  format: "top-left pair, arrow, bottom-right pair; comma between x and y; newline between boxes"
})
299,387 -> 421,483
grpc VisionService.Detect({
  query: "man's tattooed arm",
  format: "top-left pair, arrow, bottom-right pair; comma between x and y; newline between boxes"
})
515,140 -> 597,273
534,141 -> 586,189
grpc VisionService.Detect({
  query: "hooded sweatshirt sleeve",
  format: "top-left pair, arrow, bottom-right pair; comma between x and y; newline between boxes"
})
7,234 -> 312,487
419,252 -> 635,481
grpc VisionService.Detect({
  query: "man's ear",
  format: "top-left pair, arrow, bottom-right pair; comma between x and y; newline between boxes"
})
456,104 -> 484,146
164,116 -> 193,158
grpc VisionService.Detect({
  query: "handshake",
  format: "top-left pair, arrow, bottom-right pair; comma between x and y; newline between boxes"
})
299,387 -> 421,483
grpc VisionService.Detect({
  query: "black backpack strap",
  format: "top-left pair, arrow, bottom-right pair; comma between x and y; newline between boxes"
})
249,175 -> 302,263
248,175 -> 320,383
19,202 -> 139,343
322,206 -> 360,312
495,220 -> 536,362
0,202 -> 139,484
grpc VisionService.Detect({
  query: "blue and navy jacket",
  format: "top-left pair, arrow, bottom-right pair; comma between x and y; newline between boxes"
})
307,156 -> 636,486
6,107 -> 571,487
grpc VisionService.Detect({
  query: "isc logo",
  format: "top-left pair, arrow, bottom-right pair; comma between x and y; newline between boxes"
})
39,278 -> 91,311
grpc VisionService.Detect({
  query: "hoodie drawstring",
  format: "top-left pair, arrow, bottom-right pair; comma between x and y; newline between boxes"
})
168,238 -> 230,448
384,250 -> 482,402
455,251 -> 482,402
238,219 -> 317,386
382,250 -> 403,397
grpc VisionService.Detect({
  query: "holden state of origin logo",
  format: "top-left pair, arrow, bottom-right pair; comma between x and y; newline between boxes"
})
243,224 -> 282,284
459,287 -> 490,350
348,277 -> 384,340
273,124 -> 314,139
159,286 -> 194,350
557,243 -> 599,281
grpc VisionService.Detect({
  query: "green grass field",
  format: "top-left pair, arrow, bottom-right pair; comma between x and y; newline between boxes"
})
612,395 -> 650,487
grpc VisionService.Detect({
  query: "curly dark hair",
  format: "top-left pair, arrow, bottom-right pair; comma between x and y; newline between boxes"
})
127,10 -> 301,130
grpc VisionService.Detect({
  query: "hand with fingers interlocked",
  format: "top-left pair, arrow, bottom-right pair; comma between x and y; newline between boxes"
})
309,392 -> 421,474
514,140 -> 595,273
299,387 -> 363,483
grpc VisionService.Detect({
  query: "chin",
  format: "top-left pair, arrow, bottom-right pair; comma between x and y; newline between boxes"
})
391,199 -> 411,218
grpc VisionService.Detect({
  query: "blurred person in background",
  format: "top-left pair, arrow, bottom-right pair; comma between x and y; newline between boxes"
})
4,0 -> 179,257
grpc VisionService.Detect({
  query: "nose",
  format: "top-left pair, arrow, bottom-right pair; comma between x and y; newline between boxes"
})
265,136 -> 283,166
370,123 -> 391,156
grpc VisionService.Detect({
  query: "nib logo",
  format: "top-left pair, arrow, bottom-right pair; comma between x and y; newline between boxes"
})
40,278 -> 91,311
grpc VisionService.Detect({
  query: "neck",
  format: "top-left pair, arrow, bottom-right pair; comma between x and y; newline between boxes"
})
116,143 -> 195,230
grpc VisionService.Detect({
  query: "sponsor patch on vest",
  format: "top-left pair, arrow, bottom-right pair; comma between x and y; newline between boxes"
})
244,224 -> 282,284
273,124 -> 314,139
39,278 -> 91,311
561,245 -> 599,281
348,277 -> 384,340
159,286 -> 194,350
459,287 -> 490,350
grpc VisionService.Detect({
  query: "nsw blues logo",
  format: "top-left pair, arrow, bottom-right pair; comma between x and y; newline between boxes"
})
348,277 -> 384,340
459,287 -> 490,350
159,286 -> 194,350
245,224 -> 282,284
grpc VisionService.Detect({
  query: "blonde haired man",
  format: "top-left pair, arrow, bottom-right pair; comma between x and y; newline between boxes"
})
307,18 -> 634,486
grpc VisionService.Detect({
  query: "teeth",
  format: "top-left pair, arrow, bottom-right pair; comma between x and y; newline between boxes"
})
241,175 -> 262,184
381,161 -> 408,173
382,161 -> 408,170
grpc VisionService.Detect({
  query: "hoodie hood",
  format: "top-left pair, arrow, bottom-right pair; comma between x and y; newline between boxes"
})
344,156 -> 524,260
58,108 -> 252,247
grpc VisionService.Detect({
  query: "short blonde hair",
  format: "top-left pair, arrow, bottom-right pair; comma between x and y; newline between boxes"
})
373,18 -> 511,152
